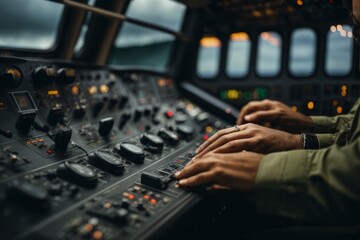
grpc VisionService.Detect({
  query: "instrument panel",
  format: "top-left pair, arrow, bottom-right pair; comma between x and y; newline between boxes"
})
0,57 -> 228,240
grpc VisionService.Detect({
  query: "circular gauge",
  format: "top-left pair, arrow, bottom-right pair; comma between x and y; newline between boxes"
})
3,66 -> 23,88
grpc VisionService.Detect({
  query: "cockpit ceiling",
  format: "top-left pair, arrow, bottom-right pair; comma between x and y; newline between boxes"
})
182,0 -> 350,27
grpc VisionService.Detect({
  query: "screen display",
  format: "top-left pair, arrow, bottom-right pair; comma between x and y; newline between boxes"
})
12,92 -> 36,111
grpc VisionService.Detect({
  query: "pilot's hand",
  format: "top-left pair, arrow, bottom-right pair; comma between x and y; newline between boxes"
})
175,151 -> 263,190
237,99 -> 314,133
194,123 -> 302,158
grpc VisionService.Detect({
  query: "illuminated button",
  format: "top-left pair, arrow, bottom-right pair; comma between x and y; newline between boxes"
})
203,134 -> 209,141
92,230 -> 103,240
88,86 -> 98,95
150,198 -> 157,205
99,84 -> 109,94
165,111 -> 174,118
307,101 -> 314,110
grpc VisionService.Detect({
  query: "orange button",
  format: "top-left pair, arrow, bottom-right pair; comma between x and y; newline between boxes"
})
93,230 -> 103,240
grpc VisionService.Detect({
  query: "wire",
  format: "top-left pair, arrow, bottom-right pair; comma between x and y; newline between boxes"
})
71,141 -> 89,157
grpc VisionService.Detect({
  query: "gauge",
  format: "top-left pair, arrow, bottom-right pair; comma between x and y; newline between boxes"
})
1,66 -> 23,88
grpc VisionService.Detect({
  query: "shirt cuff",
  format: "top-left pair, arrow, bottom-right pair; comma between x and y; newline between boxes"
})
311,116 -> 337,133
316,134 -> 335,148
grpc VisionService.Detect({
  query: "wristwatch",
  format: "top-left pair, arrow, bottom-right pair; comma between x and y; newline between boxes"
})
300,133 -> 319,149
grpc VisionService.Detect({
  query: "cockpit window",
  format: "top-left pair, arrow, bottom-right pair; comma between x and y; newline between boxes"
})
108,0 -> 186,71
256,31 -> 282,77
0,0 -> 64,50
325,24 -> 353,77
196,37 -> 222,79
289,28 -> 317,77
226,32 -> 251,78
74,0 -> 96,53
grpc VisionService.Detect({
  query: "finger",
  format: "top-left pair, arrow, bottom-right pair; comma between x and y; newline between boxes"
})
237,100 -> 272,125
208,184 -> 230,191
178,171 -> 219,187
175,160 -> 213,179
195,127 -> 239,155
243,109 -> 278,123
196,130 -> 249,158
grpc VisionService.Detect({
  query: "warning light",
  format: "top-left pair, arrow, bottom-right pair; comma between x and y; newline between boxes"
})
47,90 -> 59,96
203,134 -> 209,141
330,26 -> 336,32
336,106 -> 343,114
71,85 -> 79,95
297,0 -> 303,6
150,199 -> 157,204
99,84 -> 109,94
307,101 -> 315,110
144,195 -> 150,200
128,194 -> 135,200
230,32 -> 249,41
92,231 -> 103,240
166,111 -> 174,118
291,106 -> 298,112
341,85 -> 347,91
205,126 -> 213,133
200,37 -> 221,48
88,86 -> 97,95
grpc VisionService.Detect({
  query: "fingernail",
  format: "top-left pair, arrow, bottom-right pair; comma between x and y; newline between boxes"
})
244,115 -> 250,121
179,179 -> 187,185
174,172 -> 181,178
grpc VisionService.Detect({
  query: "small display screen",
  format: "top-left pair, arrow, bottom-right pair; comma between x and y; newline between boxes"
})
12,92 -> 36,111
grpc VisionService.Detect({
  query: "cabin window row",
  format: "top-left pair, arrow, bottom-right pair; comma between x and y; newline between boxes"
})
196,25 -> 354,79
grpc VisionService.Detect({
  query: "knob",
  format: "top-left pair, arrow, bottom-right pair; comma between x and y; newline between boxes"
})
49,127 -> 72,151
108,96 -> 118,109
57,161 -> 97,188
15,110 -> 37,134
115,142 -> 145,164
33,66 -> 57,86
47,107 -> 66,126
73,105 -> 86,119
119,94 -> 129,108
119,111 -> 131,129
153,104 -> 160,113
88,150 -> 124,175
6,180 -> 50,212
158,128 -> 179,145
176,124 -> 195,138
144,106 -> 152,117
92,100 -> 104,117
57,68 -> 76,84
0,66 -> 23,88
134,107 -> 143,122
140,133 -> 164,153
98,117 -> 114,137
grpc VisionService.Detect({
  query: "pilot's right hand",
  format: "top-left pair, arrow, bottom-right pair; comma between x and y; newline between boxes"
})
237,99 -> 314,133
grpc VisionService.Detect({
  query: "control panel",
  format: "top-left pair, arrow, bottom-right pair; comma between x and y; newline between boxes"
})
0,57 -> 228,240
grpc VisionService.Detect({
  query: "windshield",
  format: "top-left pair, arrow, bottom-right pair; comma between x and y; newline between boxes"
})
108,0 -> 186,71
0,0 -> 64,50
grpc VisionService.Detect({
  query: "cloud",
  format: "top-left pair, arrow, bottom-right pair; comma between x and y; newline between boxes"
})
115,0 -> 186,47
0,0 -> 63,49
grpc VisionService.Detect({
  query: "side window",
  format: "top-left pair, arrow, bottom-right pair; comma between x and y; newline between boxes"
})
325,24 -> 353,76
256,31 -> 282,77
289,28 -> 317,77
226,32 -> 251,78
196,36 -> 221,78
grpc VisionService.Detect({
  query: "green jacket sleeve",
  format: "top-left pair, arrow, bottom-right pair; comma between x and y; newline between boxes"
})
255,103 -> 360,224
255,140 -> 360,224
310,98 -> 360,147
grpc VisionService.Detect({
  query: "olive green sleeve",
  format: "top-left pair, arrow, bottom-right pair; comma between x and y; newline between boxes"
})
255,140 -> 360,224
310,98 -> 359,134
